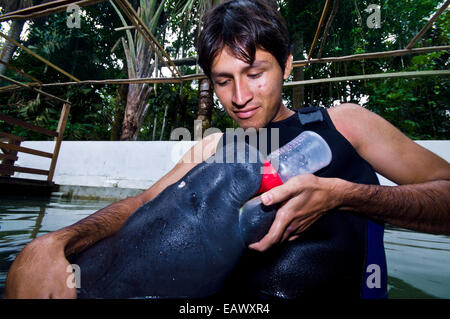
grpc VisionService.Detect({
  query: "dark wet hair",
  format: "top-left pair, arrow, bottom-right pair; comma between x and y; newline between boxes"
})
197,0 -> 290,79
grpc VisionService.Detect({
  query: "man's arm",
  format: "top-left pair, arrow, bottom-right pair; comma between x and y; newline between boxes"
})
57,132 -> 223,257
250,104 -> 450,251
339,179 -> 449,234
4,133 -> 223,298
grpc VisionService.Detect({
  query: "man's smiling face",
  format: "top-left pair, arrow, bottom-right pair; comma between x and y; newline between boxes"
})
211,47 -> 293,129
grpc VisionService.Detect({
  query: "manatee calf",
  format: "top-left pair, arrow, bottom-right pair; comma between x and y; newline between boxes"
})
69,130 -> 381,299
70,138 -> 273,299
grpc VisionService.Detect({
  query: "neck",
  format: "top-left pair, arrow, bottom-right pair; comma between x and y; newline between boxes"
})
272,104 -> 295,123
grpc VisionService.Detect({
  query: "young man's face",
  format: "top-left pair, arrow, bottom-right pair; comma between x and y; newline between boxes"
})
210,47 -> 293,129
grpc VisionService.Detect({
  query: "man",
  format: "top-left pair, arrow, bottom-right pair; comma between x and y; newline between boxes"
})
4,0 -> 450,298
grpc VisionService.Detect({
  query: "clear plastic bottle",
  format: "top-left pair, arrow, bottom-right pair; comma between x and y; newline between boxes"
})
239,130 -> 332,245
268,130 -> 332,182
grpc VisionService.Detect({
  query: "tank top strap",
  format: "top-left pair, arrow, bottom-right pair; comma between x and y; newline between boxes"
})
297,105 -> 336,132
297,105 -> 323,125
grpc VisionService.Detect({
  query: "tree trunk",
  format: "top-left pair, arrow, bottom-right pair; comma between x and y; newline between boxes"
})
120,27 -> 154,140
120,83 -> 152,140
0,19 -> 26,76
110,83 -> 128,140
193,0 -> 222,134
196,78 -> 213,134
119,0 -> 165,141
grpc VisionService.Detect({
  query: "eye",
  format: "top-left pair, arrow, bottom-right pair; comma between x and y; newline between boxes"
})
248,72 -> 262,79
215,79 -> 230,87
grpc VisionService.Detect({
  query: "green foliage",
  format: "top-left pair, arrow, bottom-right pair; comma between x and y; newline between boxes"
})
282,0 -> 448,139
1,0 -> 448,141
363,5 -> 450,140
0,2 -> 124,140
365,57 -> 449,140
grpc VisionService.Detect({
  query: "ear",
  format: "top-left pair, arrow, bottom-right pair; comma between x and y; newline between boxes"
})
283,54 -> 293,80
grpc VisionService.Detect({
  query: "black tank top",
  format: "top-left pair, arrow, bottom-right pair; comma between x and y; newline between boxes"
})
222,106 -> 388,299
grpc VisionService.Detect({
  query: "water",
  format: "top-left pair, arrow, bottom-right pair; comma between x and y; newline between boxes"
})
384,226 -> 450,298
0,196 -> 114,297
0,197 -> 449,299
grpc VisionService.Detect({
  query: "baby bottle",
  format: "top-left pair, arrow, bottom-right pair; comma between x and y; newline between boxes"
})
239,130 -> 332,245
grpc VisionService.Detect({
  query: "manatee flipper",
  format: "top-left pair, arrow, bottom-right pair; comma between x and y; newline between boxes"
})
71,137 -> 267,298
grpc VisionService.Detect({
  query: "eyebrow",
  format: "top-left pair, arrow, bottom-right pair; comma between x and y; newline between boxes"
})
211,60 -> 271,78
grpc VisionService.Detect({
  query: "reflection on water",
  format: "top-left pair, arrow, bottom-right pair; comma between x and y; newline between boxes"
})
0,197 -> 113,297
384,226 -> 450,298
0,197 -> 449,298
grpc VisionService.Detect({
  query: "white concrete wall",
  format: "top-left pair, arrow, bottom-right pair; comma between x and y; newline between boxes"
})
12,140 -> 450,189
13,141 -> 195,189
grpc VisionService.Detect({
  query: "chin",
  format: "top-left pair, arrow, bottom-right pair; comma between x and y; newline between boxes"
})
236,119 -> 265,130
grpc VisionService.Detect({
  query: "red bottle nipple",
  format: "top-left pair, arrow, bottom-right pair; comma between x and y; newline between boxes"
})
257,160 -> 283,194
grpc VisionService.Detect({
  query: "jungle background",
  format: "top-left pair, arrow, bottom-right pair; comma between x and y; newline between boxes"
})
0,0 -> 448,141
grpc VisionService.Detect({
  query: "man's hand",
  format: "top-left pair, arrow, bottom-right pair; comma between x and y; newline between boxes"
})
4,233 -> 77,299
249,174 -> 344,251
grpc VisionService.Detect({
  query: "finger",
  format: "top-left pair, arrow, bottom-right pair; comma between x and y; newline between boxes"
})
260,175 -> 306,206
286,213 -> 323,242
248,207 -> 292,251
280,216 -> 312,242
252,187 -> 309,250
281,223 -> 298,242
274,194 -> 311,242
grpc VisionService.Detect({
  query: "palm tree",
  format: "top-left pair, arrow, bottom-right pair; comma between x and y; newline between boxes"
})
115,0 -> 222,140
110,0 -> 169,140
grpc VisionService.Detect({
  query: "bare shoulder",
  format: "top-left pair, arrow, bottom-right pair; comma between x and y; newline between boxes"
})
327,103 -> 382,151
327,103 -> 450,184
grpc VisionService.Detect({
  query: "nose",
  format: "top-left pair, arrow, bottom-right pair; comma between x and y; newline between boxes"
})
232,77 -> 253,108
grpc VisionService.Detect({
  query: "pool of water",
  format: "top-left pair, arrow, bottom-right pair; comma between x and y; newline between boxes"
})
0,196 -> 449,299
